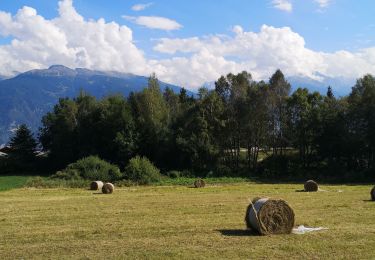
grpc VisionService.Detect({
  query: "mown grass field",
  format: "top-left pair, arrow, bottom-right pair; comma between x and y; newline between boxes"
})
1,182 -> 375,259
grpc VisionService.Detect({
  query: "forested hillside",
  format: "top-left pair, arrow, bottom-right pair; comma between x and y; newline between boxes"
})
4,70 -> 373,181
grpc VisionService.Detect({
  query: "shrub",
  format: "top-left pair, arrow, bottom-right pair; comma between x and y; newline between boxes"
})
52,169 -> 81,180
125,156 -> 161,184
166,170 -> 181,179
52,156 -> 122,182
181,169 -> 193,178
215,164 -> 232,177
25,176 -> 89,188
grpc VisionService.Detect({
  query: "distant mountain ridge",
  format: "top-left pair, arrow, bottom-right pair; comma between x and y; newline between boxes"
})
288,75 -> 355,97
0,65 -> 189,145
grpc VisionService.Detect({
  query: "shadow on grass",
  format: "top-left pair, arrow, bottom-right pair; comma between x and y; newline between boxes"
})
217,229 -> 258,237
362,199 -> 374,202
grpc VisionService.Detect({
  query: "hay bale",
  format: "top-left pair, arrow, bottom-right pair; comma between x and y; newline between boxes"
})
371,186 -> 375,201
194,179 -> 205,188
304,180 -> 318,192
102,183 -> 114,194
245,197 -> 295,235
90,181 -> 104,191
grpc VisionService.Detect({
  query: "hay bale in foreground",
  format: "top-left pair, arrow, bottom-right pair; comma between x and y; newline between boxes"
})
90,181 -> 104,191
194,179 -> 205,188
371,186 -> 375,201
102,183 -> 114,194
245,198 -> 295,235
304,180 -> 318,192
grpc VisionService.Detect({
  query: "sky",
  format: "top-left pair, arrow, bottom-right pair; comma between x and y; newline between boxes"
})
0,0 -> 375,90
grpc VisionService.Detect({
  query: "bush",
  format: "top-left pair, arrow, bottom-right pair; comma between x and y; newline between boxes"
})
25,176 -> 89,188
166,170 -> 181,179
52,156 -> 123,182
181,169 -> 193,178
125,156 -> 161,184
215,164 -> 232,177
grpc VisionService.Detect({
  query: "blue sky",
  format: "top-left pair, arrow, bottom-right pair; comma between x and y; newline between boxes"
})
0,0 -> 375,90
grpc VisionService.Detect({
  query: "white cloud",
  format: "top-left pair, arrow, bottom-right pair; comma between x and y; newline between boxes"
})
0,0 -> 148,76
153,25 -> 375,89
123,15 -> 182,31
131,3 -> 153,11
1,0 -> 375,92
314,0 -> 331,8
272,0 -> 293,12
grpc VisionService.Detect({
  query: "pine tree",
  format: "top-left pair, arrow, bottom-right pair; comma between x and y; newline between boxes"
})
8,124 -> 37,162
327,86 -> 334,99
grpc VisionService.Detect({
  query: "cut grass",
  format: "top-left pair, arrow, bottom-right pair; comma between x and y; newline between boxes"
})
0,176 -> 30,191
0,183 -> 375,259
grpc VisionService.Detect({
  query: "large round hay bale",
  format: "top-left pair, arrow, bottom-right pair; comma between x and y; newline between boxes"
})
102,183 -> 114,194
194,179 -> 205,188
245,198 -> 295,235
90,181 -> 104,191
304,180 -> 318,192
371,186 -> 375,201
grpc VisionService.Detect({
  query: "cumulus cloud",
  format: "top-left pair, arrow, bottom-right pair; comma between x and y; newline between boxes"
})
272,0 -> 293,12
131,2 -> 153,11
123,15 -> 182,31
0,0 -> 148,76
1,0 -> 375,92
153,25 -> 375,89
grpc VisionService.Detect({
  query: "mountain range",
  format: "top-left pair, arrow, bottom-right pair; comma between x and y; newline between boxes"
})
0,65 -> 357,145
288,75 -> 356,97
0,65 -> 187,145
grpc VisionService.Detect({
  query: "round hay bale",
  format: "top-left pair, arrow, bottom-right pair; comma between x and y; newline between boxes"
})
194,179 -> 205,188
245,198 -> 295,235
90,181 -> 104,191
304,180 -> 318,192
102,183 -> 114,194
371,186 -> 375,201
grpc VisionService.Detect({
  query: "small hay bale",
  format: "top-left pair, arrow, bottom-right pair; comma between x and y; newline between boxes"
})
245,197 -> 295,235
371,186 -> 375,201
90,181 -> 104,191
194,179 -> 205,188
304,180 -> 318,192
102,183 -> 114,194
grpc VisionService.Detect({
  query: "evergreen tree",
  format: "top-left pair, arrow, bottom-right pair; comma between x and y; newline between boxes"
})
327,86 -> 334,99
8,124 -> 38,163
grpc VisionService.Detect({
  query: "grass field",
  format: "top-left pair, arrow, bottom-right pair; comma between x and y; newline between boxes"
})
0,176 -> 30,191
1,183 -> 375,259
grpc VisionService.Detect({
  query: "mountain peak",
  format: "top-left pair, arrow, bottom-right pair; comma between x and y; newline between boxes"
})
48,65 -> 72,71
20,65 -> 77,78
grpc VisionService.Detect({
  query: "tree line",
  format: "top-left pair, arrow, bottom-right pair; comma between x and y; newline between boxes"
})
3,70 -> 375,180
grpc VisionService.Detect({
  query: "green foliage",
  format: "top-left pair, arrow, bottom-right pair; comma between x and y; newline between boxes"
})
125,156 -> 161,184
25,176 -> 89,188
32,70 -> 375,182
129,74 -> 169,166
40,93 -> 137,168
52,156 -> 122,182
165,170 -> 181,179
154,176 -> 248,186
8,124 -> 38,164
214,164 -> 232,177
